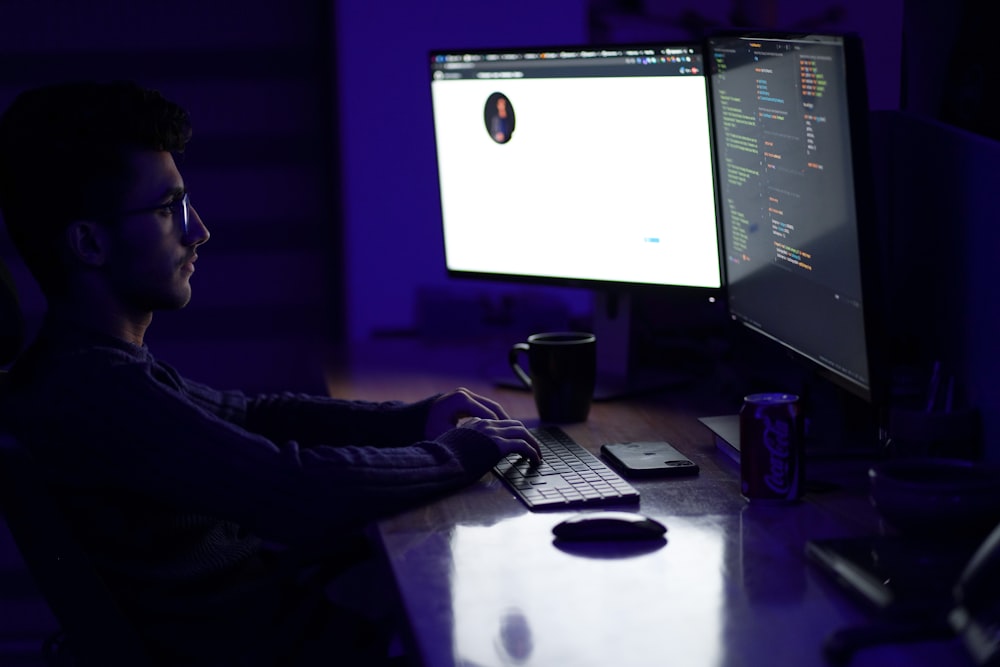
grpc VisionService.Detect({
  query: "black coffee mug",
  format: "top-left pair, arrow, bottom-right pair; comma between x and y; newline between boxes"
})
509,332 -> 597,423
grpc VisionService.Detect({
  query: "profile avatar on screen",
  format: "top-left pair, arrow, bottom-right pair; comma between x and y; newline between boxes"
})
485,92 -> 515,143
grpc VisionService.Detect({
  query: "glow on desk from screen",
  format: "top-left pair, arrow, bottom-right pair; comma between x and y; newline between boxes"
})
450,513 -> 725,666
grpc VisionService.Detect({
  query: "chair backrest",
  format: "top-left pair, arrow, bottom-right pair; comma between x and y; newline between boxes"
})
0,431 -> 152,666
1,261 -> 150,664
1,257 -> 24,367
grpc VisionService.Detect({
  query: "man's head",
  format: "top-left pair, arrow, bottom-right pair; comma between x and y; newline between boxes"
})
0,81 -> 196,300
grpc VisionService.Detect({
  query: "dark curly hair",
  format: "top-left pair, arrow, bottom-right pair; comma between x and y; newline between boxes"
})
0,81 -> 192,296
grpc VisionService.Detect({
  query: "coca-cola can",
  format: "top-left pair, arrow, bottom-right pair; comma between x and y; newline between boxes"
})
740,393 -> 803,502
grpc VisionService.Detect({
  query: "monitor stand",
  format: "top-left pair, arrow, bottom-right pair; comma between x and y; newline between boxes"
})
590,290 -> 692,401
698,414 -> 740,463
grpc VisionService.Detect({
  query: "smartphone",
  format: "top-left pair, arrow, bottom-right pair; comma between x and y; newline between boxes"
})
601,441 -> 699,478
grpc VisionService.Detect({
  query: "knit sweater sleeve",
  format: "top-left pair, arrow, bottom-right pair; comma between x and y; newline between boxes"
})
9,342 -> 503,546
174,366 -> 440,448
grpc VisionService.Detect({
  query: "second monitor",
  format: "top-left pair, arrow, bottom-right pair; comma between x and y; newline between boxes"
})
704,31 -> 886,455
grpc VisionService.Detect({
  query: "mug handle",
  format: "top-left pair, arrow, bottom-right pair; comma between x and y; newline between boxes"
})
508,342 -> 532,389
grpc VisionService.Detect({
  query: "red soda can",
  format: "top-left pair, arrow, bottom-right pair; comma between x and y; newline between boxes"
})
740,393 -> 803,502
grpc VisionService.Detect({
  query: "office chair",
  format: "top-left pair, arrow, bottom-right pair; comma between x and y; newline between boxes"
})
0,256 -> 21,366
1,258 -> 152,665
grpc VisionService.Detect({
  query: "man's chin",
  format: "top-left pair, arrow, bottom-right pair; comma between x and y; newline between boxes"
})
150,288 -> 193,311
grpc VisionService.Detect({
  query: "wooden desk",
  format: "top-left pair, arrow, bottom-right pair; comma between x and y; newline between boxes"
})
328,338 -> 972,667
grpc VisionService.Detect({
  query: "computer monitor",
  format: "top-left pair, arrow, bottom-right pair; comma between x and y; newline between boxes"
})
705,32 -> 885,450
428,43 -> 723,398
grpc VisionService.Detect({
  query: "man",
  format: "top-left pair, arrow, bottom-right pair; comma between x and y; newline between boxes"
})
0,81 -> 540,665
487,92 -> 513,143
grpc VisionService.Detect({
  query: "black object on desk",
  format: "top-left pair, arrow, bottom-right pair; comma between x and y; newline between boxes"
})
552,511 -> 667,541
805,535 -> 981,619
601,440 -> 699,478
807,533 -> 995,665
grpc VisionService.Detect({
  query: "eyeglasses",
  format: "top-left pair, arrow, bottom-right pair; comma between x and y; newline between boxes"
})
118,192 -> 190,236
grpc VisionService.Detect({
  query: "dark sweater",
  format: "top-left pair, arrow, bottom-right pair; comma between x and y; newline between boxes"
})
1,319 -> 502,663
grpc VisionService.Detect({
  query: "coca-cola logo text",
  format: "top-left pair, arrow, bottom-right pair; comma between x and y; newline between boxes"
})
762,414 -> 794,495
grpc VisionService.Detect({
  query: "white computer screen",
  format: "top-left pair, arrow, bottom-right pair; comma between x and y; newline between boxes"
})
429,45 -> 722,289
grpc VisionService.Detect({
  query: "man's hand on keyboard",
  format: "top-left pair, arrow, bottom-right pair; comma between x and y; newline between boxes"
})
457,417 -> 542,465
425,387 -> 541,463
426,387 -> 516,436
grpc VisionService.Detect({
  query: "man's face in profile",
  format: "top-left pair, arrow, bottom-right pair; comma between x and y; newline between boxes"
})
102,150 -> 208,313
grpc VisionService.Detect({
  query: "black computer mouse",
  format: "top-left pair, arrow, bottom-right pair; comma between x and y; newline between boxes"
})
552,511 -> 667,542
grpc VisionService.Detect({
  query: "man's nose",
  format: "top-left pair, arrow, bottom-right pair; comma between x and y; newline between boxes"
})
185,205 -> 210,246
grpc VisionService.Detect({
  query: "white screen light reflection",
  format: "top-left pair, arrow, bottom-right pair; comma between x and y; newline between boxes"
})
449,513 -> 725,667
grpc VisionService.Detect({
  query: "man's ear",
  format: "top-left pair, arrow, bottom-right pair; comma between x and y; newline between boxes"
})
65,220 -> 109,267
